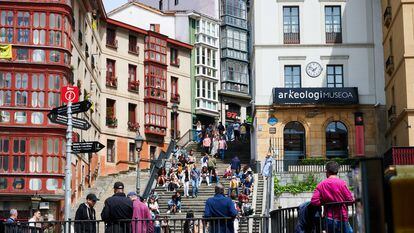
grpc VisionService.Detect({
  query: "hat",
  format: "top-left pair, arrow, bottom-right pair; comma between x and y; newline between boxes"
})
113,181 -> 124,189
127,191 -> 137,197
86,193 -> 99,202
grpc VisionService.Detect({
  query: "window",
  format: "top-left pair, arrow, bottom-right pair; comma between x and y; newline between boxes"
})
128,103 -> 137,124
284,66 -> 301,88
129,35 -> 138,54
31,112 -> 44,124
13,178 -> 24,190
0,156 -> 8,172
106,99 -> 117,127
150,24 -> 160,33
106,59 -> 117,87
49,13 -> 62,46
106,28 -> 117,47
128,64 -> 137,82
15,112 -> 27,124
33,49 -> 46,62
144,102 -> 167,135
283,6 -> 300,44
0,10 -> 14,43
33,12 -> 46,45
129,143 -> 135,162
17,11 -> 30,43
46,157 -> 59,173
175,0 -> 179,5
221,0 -> 247,20
145,36 -> 167,64
46,179 -> 58,190
0,72 -> 11,107
221,60 -> 248,84
284,121 -> 305,159
29,178 -> 41,191
326,121 -> 348,157
170,48 -> 179,66
0,178 -> 6,189
325,6 -> 342,43
12,156 -> 25,172
107,139 -> 115,162
144,64 -> 167,100
327,65 -> 343,87
221,28 -> 247,51
171,77 -> 179,101
15,73 -> 28,106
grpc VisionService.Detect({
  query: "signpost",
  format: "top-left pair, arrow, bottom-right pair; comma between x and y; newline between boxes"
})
47,113 -> 91,130
49,100 -> 92,115
72,141 -> 105,154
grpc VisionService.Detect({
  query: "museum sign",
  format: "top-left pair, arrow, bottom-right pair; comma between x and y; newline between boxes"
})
273,87 -> 359,105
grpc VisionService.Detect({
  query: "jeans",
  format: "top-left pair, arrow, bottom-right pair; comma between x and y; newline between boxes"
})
219,149 -> 225,160
325,218 -> 353,233
228,187 -> 238,196
210,176 -> 219,184
191,179 -> 199,196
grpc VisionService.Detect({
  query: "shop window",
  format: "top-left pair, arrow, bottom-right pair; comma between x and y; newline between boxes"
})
13,178 -> 24,190
14,112 -> 27,124
29,178 -> 41,191
326,121 -> 348,157
284,121 -> 305,159
107,139 -> 115,162
46,179 -> 58,190
0,178 -> 7,189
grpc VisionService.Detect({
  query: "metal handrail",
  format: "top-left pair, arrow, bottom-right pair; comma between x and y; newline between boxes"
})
142,140 -> 176,199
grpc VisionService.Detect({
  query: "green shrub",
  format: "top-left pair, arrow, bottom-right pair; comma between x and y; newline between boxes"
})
274,174 -> 319,196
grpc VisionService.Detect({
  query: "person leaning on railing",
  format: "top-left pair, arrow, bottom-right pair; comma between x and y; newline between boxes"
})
310,161 -> 354,233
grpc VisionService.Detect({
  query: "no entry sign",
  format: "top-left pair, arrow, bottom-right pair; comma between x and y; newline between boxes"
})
61,86 -> 79,103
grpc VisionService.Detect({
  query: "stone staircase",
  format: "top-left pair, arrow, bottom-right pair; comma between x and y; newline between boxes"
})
155,140 -> 265,232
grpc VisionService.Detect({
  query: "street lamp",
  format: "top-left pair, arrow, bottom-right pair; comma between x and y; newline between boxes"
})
171,103 -> 179,140
135,130 -> 144,195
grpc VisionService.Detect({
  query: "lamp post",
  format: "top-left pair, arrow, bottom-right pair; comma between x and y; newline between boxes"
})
171,103 -> 179,140
135,130 -> 144,195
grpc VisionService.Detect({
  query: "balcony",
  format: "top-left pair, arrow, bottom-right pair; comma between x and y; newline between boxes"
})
129,45 -> 139,55
388,105 -> 396,123
385,56 -> 394,75
144,124 -> 166,136
384,147 -> 414,168
326,32 -> 342,44
128,80 -> 140,93
383,6 -> 392,28
170,93 -> 180,103
170,58 -> 180,67
106,76 -> 117,88
106,39 -> 118,49
284,33 -> 300,44
106,116 -> 118,128
128,122 -> 140,132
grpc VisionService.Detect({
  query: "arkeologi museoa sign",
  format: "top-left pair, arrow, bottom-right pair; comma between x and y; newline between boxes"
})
272,87 -> 359,105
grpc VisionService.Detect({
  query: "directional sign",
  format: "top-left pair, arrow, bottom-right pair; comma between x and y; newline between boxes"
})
47,113 -> 91,130
72,141 -> 105,153
50,101 -> 92,116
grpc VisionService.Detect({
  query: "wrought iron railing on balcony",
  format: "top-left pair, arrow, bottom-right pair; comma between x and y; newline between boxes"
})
274,158 -> 356,173
326,32 -> 342,43
129,45 -> 139,55
384,147 -> 414,168
128,80 -> 140,93
383,6 -> 392,27
284,32 -> 300,44
385,56 -> 394,75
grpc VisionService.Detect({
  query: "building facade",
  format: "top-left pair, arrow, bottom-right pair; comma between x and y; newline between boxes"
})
381,0 -> 414,147
250,0 -> 386,161
99,2 -> 193,175
220,0 -> 251,127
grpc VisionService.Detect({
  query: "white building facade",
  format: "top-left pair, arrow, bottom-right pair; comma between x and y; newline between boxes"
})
250,0 -> 386,161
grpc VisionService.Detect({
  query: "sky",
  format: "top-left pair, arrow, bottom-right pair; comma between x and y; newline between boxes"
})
103,0 -> 128,13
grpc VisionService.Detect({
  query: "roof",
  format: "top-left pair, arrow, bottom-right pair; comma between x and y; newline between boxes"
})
107,1 -> 176,17
106,18 -> 193,50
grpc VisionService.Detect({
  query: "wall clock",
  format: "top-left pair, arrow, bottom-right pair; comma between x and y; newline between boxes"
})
306,62 -> 323,78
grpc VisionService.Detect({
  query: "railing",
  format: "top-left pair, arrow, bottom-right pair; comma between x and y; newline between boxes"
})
4,216 -> 269,233
384,147 -> 414,168
326,32 -> 342,43
284,32 -> 300,44
274,159 -> 355,173
142,140 -> 175,199
176,129 -> 197,148
270,201 -> 357,233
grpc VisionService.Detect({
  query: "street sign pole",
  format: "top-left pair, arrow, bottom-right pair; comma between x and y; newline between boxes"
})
64,101 -> 72,222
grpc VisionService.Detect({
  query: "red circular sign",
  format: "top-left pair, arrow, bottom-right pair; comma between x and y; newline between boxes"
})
61,86 -> 79,103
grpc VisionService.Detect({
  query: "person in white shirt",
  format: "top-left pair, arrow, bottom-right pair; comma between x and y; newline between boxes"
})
28,210 -> 42,229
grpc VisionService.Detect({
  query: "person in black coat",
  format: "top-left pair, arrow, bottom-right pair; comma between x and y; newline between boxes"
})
75,193 -> 99,233
101,182 -> 133,233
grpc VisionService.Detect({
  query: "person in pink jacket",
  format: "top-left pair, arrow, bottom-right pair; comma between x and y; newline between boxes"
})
127,192 -> 154,233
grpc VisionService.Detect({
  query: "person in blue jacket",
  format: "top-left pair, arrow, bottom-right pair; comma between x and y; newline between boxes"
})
204,184 -> 238,233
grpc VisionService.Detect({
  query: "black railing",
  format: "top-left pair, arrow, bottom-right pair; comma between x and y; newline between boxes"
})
270,201 -> 357,233
142,140 -> 176,199
4,216 -> 269,233
326,32 -> 342,43
284,32 -> 300,44
274,159 -> 355,173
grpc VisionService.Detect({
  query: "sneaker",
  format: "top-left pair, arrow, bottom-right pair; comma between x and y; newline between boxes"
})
179,210 -> 182,213
167,210 -> 170,214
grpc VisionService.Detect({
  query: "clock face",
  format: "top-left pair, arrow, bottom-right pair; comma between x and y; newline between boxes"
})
306,62 -> 323,78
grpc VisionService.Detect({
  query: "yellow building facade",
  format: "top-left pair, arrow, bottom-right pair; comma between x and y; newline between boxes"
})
382,0 -> 414,146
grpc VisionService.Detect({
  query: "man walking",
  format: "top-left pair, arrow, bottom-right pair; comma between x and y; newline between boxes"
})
75,193 -> 98,233
191,164 -> 201,198
127,192 -> 153,233
204,184 -> 238,233
230,156 -> 241,174
311,161 -> 354,233
6,209 -> 18,223
101,182 -> 133,233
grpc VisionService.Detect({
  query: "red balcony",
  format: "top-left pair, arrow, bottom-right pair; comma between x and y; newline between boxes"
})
144,124 -> 167,136
128,80 -> 140,93
106,76 -> 118,88
170,93 -> 180,103
128,122 -> 140,132
384,147 -> 414,168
